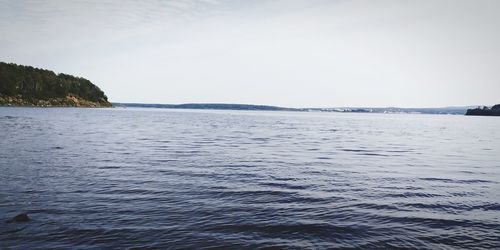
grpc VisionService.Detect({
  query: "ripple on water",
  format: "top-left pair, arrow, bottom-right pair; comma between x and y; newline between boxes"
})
0,108 -> 499,249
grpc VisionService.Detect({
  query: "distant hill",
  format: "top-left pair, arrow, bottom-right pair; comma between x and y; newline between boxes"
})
113,102 -> 473,115
0,62 -> 111,107
113,102 -> 299,111
465,104 -> 500,116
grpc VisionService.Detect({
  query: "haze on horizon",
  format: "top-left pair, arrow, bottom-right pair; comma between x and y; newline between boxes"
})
1,0 -> 499,108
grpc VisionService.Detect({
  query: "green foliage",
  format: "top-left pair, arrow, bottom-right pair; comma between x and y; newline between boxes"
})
0,62 -> 109,103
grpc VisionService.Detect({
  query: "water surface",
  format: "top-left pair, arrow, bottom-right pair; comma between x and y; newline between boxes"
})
0,108 -> 499,249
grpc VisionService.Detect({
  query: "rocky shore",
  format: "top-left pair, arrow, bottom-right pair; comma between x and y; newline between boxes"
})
0,94 -> 112,107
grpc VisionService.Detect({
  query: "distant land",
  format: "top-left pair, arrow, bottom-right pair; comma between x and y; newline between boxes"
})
1,62 -> 494,115
113,102 -> 299,111
465,104 -> 500,116
0,62 -> 111,107
113,103 -> 476,115
303,106 -> 473,115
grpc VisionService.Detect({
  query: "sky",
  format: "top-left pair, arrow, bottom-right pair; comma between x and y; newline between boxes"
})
0,0 -> 499,108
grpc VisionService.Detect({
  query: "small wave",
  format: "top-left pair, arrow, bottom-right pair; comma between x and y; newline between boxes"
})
385,192 -> 443,198
258,181 -> 313,190
354,203 -> 405,211
206,222 -> 365,238
1,115 -> 18,119
400,202 -> 500,213
97,166 -> 121,169
419,177 -> 493,184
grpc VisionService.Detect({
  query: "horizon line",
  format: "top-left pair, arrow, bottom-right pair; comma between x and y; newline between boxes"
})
110,101 -> 484,110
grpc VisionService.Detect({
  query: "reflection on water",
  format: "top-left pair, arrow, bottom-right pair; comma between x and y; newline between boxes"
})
0,108 -> 499,249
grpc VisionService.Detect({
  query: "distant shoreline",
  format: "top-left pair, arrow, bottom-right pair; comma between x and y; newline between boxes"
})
1,100 -> 490,116
112,102 -> 472,115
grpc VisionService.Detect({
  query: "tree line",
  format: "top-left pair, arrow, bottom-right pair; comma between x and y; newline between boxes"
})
0,62 -> 108,103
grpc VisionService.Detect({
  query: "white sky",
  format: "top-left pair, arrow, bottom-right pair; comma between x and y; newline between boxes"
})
1,0 -> 499,107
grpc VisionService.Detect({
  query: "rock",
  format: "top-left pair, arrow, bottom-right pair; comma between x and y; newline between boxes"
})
6,213 -> 30,223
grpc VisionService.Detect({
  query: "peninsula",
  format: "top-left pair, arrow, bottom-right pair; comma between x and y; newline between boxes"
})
0,62 -> 111,107
465,104 -> 500,116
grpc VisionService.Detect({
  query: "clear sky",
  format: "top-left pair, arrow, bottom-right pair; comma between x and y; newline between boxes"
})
1,0 -> 499,108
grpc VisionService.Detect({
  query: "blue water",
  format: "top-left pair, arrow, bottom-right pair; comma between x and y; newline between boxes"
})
0,107 -> 499,249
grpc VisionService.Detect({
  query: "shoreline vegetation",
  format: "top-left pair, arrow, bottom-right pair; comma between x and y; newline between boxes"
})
0,62 -> 111,107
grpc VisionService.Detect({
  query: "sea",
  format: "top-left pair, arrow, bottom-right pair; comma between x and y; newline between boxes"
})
0,107 -> 499,249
